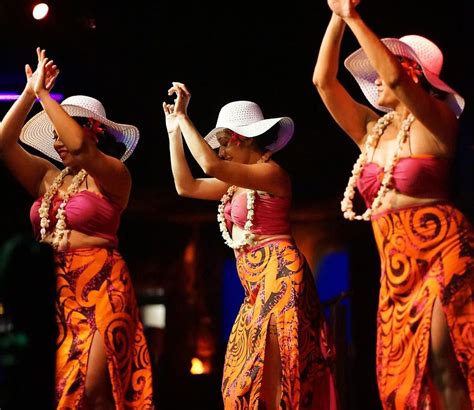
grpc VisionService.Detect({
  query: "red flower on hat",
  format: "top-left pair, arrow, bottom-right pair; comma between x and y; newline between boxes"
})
399,57 -> 423,84
229,131 -> 244,146
86,117 -> 106,136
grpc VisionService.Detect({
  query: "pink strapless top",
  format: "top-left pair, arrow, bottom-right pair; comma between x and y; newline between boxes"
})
30,190 -> 122,248
356,156 -> 450,207
224,191 -> 291,235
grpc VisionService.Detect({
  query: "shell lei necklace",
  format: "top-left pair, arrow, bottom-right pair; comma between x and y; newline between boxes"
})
341,112 -> 415,221
38,167 -> 88,249
217,151 -> 272,249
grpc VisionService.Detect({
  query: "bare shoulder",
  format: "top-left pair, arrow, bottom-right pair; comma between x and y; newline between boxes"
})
411,111 -> 459,156
37,165 -> 61,196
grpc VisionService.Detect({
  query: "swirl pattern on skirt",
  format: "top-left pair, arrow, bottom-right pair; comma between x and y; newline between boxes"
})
222,239 -> 338,409
372,203 -> 474,409
54,247 -> 154,409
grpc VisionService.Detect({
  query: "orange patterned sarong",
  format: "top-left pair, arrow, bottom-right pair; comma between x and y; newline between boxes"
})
54,247 -> 154,409
372,203 -> 474,409
222,239 -> 338,409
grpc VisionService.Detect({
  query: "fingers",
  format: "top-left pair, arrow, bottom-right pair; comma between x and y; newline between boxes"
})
25,64 -> 32,77
172,82 -> 191,97
176,82 -> 191,96
167,82 -> 191,98
162,102 -> 176,115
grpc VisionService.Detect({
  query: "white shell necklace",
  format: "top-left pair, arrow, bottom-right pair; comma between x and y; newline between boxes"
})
341,112 -> 415,221
38,167 -> 88,249
217,151 -> 272,249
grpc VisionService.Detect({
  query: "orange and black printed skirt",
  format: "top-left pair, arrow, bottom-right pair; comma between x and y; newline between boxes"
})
54,247 -> 154,409
372,203 -> 474,409
222,239 -> 338,409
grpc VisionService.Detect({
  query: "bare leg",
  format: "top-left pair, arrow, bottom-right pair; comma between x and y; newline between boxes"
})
259,315 -> 282,410
429,298 -> 470,410
83,331 -> 115,410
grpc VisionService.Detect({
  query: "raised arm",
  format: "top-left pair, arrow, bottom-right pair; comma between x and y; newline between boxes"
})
33,57 -> 132,208
0,48 -> 59,196
331,0 -> 458,144
163,101 -> 230,200
313,11 -> 377,146
169,83 -> 290,197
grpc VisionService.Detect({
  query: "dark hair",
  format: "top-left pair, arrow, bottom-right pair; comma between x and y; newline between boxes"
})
397,56 -> 448,101
73,116 -> 127,160
252,124 -> 279,152
418,76 -> 449,101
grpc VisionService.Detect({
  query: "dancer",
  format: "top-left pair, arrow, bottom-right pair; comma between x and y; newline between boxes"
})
163,82 -> 338,409
312,0 -> 472,408
0,48 -> 154,408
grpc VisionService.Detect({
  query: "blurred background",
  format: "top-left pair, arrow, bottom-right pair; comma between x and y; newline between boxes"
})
0,0 -> 472,409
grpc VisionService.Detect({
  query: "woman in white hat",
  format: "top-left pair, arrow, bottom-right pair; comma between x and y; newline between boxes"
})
313,0 -> 473,408
163,82 -> 338,409
0,49 -> 154,408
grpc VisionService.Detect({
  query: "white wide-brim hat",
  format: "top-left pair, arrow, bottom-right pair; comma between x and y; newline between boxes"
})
20,95 -> 140,162
204,100 -> 294,153
344,35 -> 465,118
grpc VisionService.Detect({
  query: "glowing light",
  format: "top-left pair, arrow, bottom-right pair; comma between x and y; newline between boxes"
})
0,93 -> 63,102
32,3 -> 49,20
190,358 -> 204,375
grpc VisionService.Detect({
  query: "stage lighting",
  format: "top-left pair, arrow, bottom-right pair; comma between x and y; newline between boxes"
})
32,3 -> 49,20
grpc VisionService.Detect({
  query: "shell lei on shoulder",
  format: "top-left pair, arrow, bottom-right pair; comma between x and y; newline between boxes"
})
38,167 -> 88,249
216,151 -> 272,249
341,112 -> 415,221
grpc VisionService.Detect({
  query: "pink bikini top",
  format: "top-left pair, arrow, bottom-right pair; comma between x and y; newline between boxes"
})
30,190 -> 122,248
356,155 -> 450,207
224,191 -> 291,235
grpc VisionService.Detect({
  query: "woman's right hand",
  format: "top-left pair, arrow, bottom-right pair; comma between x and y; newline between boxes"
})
162,102 -> 180,135
25,47 -> 59,97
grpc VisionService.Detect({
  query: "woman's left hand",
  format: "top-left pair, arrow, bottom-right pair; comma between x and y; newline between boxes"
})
167,82 -> 191,117
327,0 -> 359,18
28,48 -> 59,97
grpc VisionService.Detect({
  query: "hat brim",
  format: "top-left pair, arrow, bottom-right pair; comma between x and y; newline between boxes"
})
204,117 -> 294,153
344,38 -> 465,118
20,105 -> 140,162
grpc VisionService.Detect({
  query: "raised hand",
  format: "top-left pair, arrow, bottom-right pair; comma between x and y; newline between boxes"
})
167,82 -> 191,117
26,47 -> 59,97
162,102 -> 180,135
327,0 -> 359,18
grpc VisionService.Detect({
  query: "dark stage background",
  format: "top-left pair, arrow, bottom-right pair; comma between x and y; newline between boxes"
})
0,1 -> 472,409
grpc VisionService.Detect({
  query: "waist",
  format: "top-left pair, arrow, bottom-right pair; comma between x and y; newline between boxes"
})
235,234 -> 294,256
370,199 -> 455,221
42,229 -> 118,251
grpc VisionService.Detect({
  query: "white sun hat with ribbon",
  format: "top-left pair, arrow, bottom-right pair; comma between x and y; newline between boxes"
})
204,100 -> 295,153
20,95 -> 140,162
344,35 -> 465,118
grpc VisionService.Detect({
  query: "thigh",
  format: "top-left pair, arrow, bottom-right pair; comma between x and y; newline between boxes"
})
84,331 -> 114,404
260,315 -> 282,410
430,298 -> 467,387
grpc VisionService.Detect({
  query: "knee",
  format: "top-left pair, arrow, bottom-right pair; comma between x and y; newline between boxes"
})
84,382 -> 114,408
429,345 -> 464,390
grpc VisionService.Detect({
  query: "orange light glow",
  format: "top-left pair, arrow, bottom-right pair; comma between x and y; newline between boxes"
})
190,357 -> 205,375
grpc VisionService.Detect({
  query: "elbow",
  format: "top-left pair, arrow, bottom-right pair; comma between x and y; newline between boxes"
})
312,72 -> 323,89
312,74 -> 334,93
173,179 -> 193,197
200,157 -> 219,177
175,186 -> 188,197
